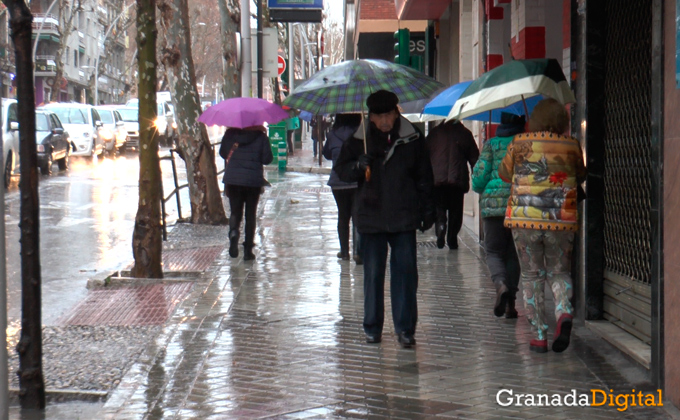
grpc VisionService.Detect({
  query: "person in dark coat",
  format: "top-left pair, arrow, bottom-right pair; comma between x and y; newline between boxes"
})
323,113 -> 363,263
335,90 -> 435,348
219,126 -> 273,260
425,119 -> 480,249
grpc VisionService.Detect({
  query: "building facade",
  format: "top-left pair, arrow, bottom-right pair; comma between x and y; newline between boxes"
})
31,0 -> 129,105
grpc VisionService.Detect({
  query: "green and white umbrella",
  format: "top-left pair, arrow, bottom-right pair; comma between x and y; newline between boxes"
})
446,58 -> 575,122
283,59 -> 444,115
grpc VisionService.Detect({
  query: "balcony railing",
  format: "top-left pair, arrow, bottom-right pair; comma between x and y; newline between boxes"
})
35,55 -> 57,73
32,14 -> 60,34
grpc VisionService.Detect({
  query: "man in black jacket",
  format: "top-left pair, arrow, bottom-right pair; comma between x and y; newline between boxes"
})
336,90 -> 435,348
425,120 -> 479,249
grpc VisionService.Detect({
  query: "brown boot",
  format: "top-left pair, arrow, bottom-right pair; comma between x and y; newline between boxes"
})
505,296 -> 518,319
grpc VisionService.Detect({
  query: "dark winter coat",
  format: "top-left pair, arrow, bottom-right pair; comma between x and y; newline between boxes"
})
219,128 -> 273,188
425,120 -> 480,192
323,125 -> 358,189
335,116 -> 435,234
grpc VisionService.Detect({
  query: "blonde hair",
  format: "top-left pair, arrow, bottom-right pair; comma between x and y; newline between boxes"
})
528,98 -> 569,134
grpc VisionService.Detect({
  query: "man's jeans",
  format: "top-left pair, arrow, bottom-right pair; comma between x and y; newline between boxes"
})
361,231 -> 418,336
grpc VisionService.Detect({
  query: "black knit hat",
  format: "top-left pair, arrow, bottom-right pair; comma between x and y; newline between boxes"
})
366,90 -> 399,114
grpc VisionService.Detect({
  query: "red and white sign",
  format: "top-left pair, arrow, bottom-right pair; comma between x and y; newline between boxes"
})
277,55 -> 286,76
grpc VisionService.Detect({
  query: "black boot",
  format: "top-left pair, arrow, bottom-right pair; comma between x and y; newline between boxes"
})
494,283 -> 510,317
244,244 -> 255,261
229,230 -> 239,258
505,295 -> 518,319
435,223 -> 446,249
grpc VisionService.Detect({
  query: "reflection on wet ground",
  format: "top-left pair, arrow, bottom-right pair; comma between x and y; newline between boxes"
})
95,172 -> 670,419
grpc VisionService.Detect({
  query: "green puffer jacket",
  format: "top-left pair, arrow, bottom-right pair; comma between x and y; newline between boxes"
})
471,135 -> 514,218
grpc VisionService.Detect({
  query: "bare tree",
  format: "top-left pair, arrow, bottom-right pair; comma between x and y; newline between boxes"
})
2,0 -> 45,408
47,0 -> 83,102
217,0 -> 239,99
131,0 -> 163,278
158,0 -> 227,225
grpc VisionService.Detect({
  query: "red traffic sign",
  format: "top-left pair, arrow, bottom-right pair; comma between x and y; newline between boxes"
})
277,55 -> 286,76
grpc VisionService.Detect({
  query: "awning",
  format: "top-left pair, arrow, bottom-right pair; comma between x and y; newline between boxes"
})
394,0 -> 450,20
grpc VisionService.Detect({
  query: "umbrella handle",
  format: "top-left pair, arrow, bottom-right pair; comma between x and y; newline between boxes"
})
365,166 -> 371,182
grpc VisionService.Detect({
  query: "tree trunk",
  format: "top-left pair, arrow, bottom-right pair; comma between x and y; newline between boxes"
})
131,0 -> 163,278
159,0 -> 227,225
218,0 -> 240,99
3,0 -> 46,408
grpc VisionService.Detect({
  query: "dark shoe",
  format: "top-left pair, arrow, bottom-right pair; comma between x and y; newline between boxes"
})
435,224 -> 446,249
337,251 -> 350,260
530,339 -> 548,353
228,230 -> 239,258
243,246 -> 255,261
365,333 -> 382,343
448,242 -> 459,250
494,284 -> 510,317
397,332 -> 416,348
353,254 -> 363,265
552,313 -> 573,353
505,297 -> 518,319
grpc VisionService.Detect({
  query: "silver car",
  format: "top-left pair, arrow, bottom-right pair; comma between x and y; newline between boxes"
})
115,106 -> 139,149
1,98 -> 19,188
95,106 -> 128,154
40,103 -> 105,159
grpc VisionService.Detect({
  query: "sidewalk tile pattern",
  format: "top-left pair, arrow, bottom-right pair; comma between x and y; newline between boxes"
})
58,283 -> 194,326
163,246 -> 224,272
87,171 -> 671,419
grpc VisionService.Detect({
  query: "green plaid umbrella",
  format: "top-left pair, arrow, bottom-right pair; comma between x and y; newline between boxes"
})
283,59 -> 444,115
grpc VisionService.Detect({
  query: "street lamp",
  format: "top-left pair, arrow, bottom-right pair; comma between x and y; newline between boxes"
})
94,2 -> 135,105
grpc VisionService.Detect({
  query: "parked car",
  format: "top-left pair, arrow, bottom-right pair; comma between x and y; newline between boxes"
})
125,96 -> 176,146
1,98 -> 19,188
35,110 -> 71,175
115,106 -> 139,149
40,103 -> 105,159
95,106 -> 128,154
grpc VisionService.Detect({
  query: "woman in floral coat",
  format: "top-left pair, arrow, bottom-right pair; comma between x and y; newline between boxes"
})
498,98 -> 587,354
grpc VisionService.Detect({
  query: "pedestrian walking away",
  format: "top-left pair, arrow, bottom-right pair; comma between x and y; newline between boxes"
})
336,89 -> 435,349
219,125 -> 273,261
425,119 -> 479,250
498,98 -> 587,354
471,112 -> 524,319
323,113 -> 364,263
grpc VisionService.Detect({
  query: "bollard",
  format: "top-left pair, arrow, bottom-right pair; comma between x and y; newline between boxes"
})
278,140 -> 287,171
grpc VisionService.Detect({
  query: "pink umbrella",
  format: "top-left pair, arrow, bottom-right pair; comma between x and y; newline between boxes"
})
197,97 -> 289,128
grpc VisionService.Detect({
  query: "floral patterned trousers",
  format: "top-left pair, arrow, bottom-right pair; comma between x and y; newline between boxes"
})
511,228 -> 575,340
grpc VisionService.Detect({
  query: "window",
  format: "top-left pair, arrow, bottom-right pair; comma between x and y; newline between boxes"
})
50,114 -> 63,129
73,50 -> 77,67
35,113 -> 49,132
7,103 -> 17,124
98,110 -> 113,124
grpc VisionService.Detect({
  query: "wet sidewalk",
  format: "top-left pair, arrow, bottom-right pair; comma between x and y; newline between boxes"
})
12,169 -> 677,419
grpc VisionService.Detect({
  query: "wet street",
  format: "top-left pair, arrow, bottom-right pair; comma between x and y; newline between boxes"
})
5,140 -> 222,326
6,143 -> 675,419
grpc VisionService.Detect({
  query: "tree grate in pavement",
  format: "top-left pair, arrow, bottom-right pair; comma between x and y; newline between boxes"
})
417,240 -> 438,248
162,245 -> 224,272
58,283 -> 194,326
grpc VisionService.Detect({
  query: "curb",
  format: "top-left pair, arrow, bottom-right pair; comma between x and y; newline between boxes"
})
87,270 -> 203,289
